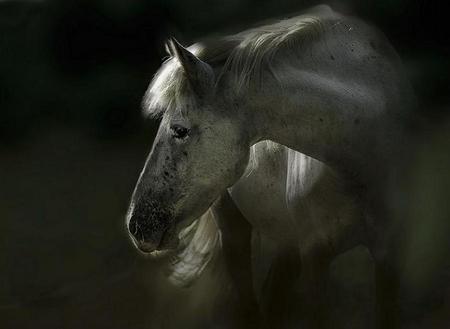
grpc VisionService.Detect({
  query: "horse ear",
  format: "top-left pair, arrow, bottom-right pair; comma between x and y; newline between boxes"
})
164,41 -> 174,56
166,37 -> 214,96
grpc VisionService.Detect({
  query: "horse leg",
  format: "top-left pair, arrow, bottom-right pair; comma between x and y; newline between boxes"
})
261,245 -> 302,329
367,208 -> 402,329
296,247 -> 333,329
370,247 -> 401,329
211,191 -> 262,329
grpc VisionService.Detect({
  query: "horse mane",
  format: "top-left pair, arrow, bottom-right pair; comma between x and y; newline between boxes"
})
223,13 -> 324,90
143,5 -> 331,118
167,209 -> 221,287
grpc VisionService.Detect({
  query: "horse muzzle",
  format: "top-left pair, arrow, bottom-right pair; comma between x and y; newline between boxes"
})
127,214 -> 180,255
128,216 -> 165,252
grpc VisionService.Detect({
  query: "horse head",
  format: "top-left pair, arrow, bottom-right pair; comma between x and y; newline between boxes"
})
126,38 -> 251,254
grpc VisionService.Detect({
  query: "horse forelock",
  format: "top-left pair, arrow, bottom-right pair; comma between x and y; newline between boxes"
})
142,58 -> 189,119
142,42 -> 220,119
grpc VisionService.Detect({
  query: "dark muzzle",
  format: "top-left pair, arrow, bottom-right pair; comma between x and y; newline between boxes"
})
127,199 -> 173,253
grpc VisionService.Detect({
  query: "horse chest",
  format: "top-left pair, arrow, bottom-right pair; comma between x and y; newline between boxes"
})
229,144 -> 364,250
230,170 -> 294,241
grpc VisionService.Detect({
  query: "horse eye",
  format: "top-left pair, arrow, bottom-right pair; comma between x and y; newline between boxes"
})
170,124 -> 190,139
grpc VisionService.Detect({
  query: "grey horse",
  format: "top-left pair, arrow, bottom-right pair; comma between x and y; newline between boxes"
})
126,5 -> 415,328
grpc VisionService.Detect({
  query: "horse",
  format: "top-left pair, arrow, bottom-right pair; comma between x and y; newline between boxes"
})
126,4 -> 415,328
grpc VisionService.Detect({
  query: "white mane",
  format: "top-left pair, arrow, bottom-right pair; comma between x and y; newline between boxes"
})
168,209 -> 221,287
224,14 -> 323,90
143,5 -> 331,118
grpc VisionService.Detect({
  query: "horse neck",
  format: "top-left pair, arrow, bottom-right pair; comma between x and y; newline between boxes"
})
241,69 -> 398,180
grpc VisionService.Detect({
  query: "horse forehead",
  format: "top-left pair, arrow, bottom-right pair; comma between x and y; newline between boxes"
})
144,59 -> 191,118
